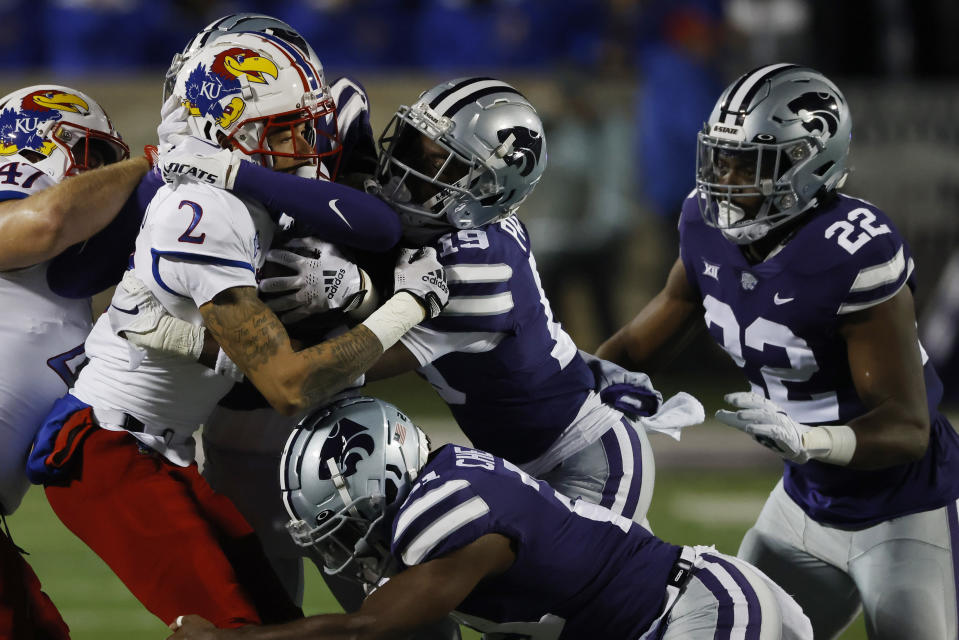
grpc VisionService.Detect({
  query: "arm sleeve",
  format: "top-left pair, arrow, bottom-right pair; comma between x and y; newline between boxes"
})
230,162 -> 401,251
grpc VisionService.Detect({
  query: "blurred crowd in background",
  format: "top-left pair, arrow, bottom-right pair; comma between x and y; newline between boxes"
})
1,0 -> 959,393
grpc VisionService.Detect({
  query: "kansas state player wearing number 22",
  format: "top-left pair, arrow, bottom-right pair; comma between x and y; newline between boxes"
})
599,63 -> 959,639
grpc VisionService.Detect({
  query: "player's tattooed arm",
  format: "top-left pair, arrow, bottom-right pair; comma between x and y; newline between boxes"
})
166,533 -> 515,640
0,156 -> 150,270
597,257 -> 703,372
839,285 -> 931,468
200,286 -> 382,415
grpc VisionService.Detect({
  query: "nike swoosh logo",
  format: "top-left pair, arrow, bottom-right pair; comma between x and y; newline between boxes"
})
328,199 -> 353,229
773,293 -> 794,305
110,303 -> 139,315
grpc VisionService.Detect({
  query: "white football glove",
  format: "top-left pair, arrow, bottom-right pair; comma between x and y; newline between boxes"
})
156,94 -> 189,154
108,271 -> 204,367
158,135 -> 245,190
393,247 -> 449,320
258,238 -> 374,324
715,392 -> 813,462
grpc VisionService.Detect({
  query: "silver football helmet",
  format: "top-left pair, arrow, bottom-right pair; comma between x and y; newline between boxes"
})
376,77 -> 547,242
696,64 -> 852,244
162,12 -> 325,104
281,396 -> 429,586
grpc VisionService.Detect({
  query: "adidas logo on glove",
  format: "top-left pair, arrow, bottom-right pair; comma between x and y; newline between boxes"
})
323,268 -> 346,300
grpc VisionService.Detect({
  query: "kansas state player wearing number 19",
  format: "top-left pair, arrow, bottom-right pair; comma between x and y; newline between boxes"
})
599,64 -> 959,639
361,78 -> 697,524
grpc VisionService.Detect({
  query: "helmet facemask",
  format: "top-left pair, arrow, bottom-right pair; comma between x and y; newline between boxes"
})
286,463 -> 396,586
50,121 -> 129,175
377,104 -> 508,241
696,129 -> 822,245
226,97 -> 341,179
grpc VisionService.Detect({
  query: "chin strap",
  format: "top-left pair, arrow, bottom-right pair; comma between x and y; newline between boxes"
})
327,458 -> 360,517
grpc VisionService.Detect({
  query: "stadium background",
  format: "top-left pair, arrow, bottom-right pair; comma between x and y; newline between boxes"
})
3,1 -> 959,638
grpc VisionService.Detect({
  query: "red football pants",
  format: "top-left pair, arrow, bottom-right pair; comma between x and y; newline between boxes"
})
0,527 -> 70,640
45,425 -> 299,628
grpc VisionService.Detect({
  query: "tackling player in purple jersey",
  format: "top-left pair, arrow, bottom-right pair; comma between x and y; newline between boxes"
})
249,77 -> 691,530
599,63 -> 959,639
167,396 -> 811,640
357,77 -> 692,525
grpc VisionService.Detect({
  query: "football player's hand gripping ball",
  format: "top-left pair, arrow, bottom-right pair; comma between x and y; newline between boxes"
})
259,238 -> 373,324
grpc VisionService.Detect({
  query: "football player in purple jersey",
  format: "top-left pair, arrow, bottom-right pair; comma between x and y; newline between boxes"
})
168,396 -> 811,640
598,63 -> 959,639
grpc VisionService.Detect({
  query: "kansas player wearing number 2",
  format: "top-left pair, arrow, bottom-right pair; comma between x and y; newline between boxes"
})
598,64 -> 959,639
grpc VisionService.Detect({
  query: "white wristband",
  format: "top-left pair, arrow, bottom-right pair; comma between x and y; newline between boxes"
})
360,292 -> 425,351
125,316 -> 204,361
214,348 -> 244,382
802,425 -> 857,465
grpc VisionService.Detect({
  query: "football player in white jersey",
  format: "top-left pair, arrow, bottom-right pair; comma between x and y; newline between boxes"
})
26,33 -> 448,631
598,64 -> 959,639
146,14 -> 419,614
0,82 -> 145,638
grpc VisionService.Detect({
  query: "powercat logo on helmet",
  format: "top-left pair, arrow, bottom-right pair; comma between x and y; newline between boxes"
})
787,92 -> 841,139
495,126 -> 542,177
319,418 -> 375,479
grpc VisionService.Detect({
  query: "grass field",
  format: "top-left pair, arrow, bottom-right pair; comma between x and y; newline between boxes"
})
11,373 -> 869,639
13,468 -> 869,639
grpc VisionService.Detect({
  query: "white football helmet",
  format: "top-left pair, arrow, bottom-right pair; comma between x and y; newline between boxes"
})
696,64 -> 852,244
376,77 -> 547,242
281,396 -> 429,586
162,12 -> 324,104
171,32 -> 340,175
0,85 -> 129,181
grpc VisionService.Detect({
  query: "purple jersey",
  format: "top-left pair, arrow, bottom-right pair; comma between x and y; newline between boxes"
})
392,444 -> 680,639
399,217 -> 595,463
679,192 -> 959,527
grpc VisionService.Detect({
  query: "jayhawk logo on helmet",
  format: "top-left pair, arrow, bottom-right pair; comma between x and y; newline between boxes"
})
182,47 -> 279,130
0,89 -> 90,157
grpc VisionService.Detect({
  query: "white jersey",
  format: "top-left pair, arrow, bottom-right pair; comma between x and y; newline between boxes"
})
73,181 -> 275,466
0,159 -> 92,514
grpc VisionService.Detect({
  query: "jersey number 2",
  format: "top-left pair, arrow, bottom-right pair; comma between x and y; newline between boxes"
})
177,200 -> 206,244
